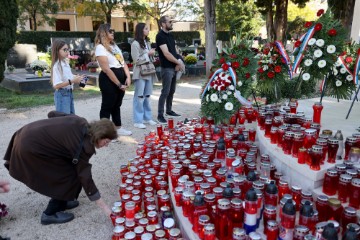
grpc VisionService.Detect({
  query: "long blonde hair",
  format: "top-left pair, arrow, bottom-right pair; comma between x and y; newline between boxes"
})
94,23 -> 115,52
50,40 -> 67,84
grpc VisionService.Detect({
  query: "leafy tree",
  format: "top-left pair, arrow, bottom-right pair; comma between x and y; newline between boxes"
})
18,0 -> 59,31
1,0 -> 19,82
215,0 -> 263,37
255,0 -> 310,42
99,0 -> 120,24
328,0 -> 355,38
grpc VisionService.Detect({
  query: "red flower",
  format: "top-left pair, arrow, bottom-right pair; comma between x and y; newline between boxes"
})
346,57 -> 353,63
328,28 -> 337,36
274,66 -> 282,73
294,40 -> 302,48
340,51 -> 347,56
314,23 -> 322,31
210,81 -> 215,87
220,85 -> 226,91
245,73 -> 251,79
230,54 -> 237,59
281,58 -> 286,64
263,48 -> 270,55
304,22 -> 313,28
317,9 -> 325,17
358,48 -> 360,55
219,57 -> 226,64
258,67 -> 264,73
232,61 -> 240,69
267,71 -> 275,79
242,58 -> 250,66
222,63 -> 229,71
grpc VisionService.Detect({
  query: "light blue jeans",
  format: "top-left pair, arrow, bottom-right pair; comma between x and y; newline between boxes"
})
54,88 -> 75,114
133,78 -> 153,124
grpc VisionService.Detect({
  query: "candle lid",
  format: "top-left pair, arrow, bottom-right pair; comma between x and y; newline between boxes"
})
124,231 -> 136,239
264,204 -> 276,213
326,168 -> 338,176
316,138 -> 327,145
134,226 -> 144,234
346,137 -> 357,143
351,178 -> 360,187
145,224 -> 156,232
283,199 -> 296,215
169,228 -> 181,237
346,169 -> 357,177
322,223 -> 337,239
248,232 -> 261,239
204,223 -> 215,233
267,220 -> 279,229
294,132 -> 304,139
247,171 -> 257,181
344,206 -> 357,215
311,145 -> 322,152
340,174 -> 352,182
113,225 -> 125,234
198,214 -> 210,223
285,131 -> 294,137
230,198 -> 243,208
328,198 -> 341,207
232,227 -> 246,236
317,195 -> 329,202
141,233 -> 153,240
304,129 -> 317,135
350,147 -> 360,154
217,198 -> 231,209
155,230 -> 166,238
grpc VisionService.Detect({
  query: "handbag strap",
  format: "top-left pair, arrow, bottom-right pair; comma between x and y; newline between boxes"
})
72,126 -> 87,164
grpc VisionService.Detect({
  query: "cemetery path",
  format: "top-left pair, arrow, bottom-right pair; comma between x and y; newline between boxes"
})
0,78 -> 204,240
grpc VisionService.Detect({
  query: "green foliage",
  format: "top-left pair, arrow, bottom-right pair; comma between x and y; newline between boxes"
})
287,16 -> 306,39
216,0 -> 263,37
18,0 -> 59,30
0,0 -> 19,82
184,55 -> 198,65
287,2 -> 317,22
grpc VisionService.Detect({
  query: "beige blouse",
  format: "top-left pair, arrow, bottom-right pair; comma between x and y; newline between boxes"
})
131,40 -> 158,81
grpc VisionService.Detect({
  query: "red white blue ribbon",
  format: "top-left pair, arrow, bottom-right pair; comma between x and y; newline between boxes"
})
338,56 -> 353,76
353,52 -> 360,85
275,40 -> 293,80
320,78 -> 326,92
292,33 -> 306,54
292,26 -> 316,74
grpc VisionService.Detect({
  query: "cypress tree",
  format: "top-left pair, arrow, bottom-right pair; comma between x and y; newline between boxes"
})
0,0 -> 19,82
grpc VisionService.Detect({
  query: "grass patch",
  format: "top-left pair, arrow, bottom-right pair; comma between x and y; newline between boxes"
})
0,86 -> 101,109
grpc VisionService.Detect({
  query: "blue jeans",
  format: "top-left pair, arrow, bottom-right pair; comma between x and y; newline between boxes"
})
158,68 -> 176,116
54,88 -> 75,114
133,78 -> 153,123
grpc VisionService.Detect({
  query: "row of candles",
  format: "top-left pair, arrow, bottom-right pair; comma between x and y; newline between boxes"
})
113,113 -> 360,240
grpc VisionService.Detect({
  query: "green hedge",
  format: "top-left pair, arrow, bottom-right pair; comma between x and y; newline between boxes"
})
16,30 -> 230,52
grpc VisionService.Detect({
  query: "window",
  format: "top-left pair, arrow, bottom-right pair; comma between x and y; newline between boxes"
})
56,19 -> 70,31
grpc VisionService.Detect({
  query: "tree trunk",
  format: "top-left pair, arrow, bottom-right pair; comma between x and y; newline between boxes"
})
343,0 -> 355,38
33,15 -> 37,31
274,0 -> 288,43
204,0 -> 216,77
266,10 -> 275,42
106,11 -> 111,24
156,18 -> 160,30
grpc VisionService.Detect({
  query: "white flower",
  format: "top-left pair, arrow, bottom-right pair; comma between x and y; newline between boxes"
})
263,65 -> 269,71
333,69 -> 338,75
225,102 -> 234,111
340,68 -> 347,74
335,60 -> 342,67
217,99 -> 222,103
237,81 -> 243,87
302,73 -> 311,81
304,59 -> 313,66
308,38 -> 316,45
314,49 -> 323,58
315,39 -> 325,47
227,91 -> 232,95
228,85 -> 235,91
222,94 -> 228,100
346,75 -> 353,81
327,45 -> 336,54
206,94 -> 209,102
335,80 -> 342,87
210,93 -> 218,102
318,60 -> 326,68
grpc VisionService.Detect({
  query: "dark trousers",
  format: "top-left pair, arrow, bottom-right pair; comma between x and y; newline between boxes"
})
43,199 -> 67,215
158,68 -> 176,116
99,68 -> 126,127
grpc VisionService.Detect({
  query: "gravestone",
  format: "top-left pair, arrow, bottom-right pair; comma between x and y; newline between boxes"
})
51,37 -> 93,65
6,44 -> 37,68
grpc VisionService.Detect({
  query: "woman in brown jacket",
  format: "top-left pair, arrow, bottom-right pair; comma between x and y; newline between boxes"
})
3,111 -> 117,225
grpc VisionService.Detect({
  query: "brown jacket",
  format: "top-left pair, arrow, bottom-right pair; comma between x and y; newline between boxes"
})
3,111 -> 100,201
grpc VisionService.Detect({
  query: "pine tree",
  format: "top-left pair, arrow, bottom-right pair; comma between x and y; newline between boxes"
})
0,0 -> 19,82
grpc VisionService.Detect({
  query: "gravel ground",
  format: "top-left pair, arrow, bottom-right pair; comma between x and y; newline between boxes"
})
0,78 -> 204,240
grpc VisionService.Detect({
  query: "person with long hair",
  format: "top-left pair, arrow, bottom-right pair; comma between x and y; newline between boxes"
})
95,23 -> 132,136
4,111 -> 117,225
131,23 -> 158,129
51,40 -> 85,114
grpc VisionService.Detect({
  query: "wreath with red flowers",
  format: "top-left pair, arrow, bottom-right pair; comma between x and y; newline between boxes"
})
200,36 -> 257,124
255,42 -> 291,102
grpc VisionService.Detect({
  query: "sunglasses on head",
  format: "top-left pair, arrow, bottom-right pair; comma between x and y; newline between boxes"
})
108,29 -> 115,34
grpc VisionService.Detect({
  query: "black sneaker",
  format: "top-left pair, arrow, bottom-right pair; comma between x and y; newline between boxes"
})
157,115 -> 167,124
165,111 -> 181,117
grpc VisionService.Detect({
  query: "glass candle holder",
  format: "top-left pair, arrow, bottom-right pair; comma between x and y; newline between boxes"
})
345,137 -> 357,161
292,132 -> 304,158
264,119 -> 273,138
338,174 -> 352,203
348,178 -> 360,209
312,102 -> 323,124
263,205 -> 277,234
283,131 -> 294,155
270,127 -> 278,144
204,223 -> 216,240
309,145 -> 322,171
316,138 -> 328,164
327,138 -> 339,163
341,207 -> 357,234
322,168 -> 338,196
315,195 -> 329,222
266,220 -> 279,240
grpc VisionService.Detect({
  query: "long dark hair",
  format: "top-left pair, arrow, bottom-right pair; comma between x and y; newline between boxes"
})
134,23 -> 149,49
50,40 -> 67,84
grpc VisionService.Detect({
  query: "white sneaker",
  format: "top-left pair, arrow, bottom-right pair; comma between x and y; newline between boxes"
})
144,120 -> 157,126
117,128 -> 132,136
134,123 -> 146,129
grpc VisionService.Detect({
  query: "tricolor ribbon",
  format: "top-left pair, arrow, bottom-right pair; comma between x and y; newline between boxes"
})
338,56 -> 353,76
275,40 -> 293,80
353,51 -> 360,85
292,26 -> 316,74
292,33 -> 306,54
320,78 -> 326,92
201,65 -> 251,105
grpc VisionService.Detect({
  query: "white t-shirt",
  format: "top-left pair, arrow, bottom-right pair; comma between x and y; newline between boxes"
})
52,60 -> 74,89
95,44 -> 124,68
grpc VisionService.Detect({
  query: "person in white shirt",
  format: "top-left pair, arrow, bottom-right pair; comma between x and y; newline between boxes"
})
95,24 -> 132,136
51,40 -> 85,114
